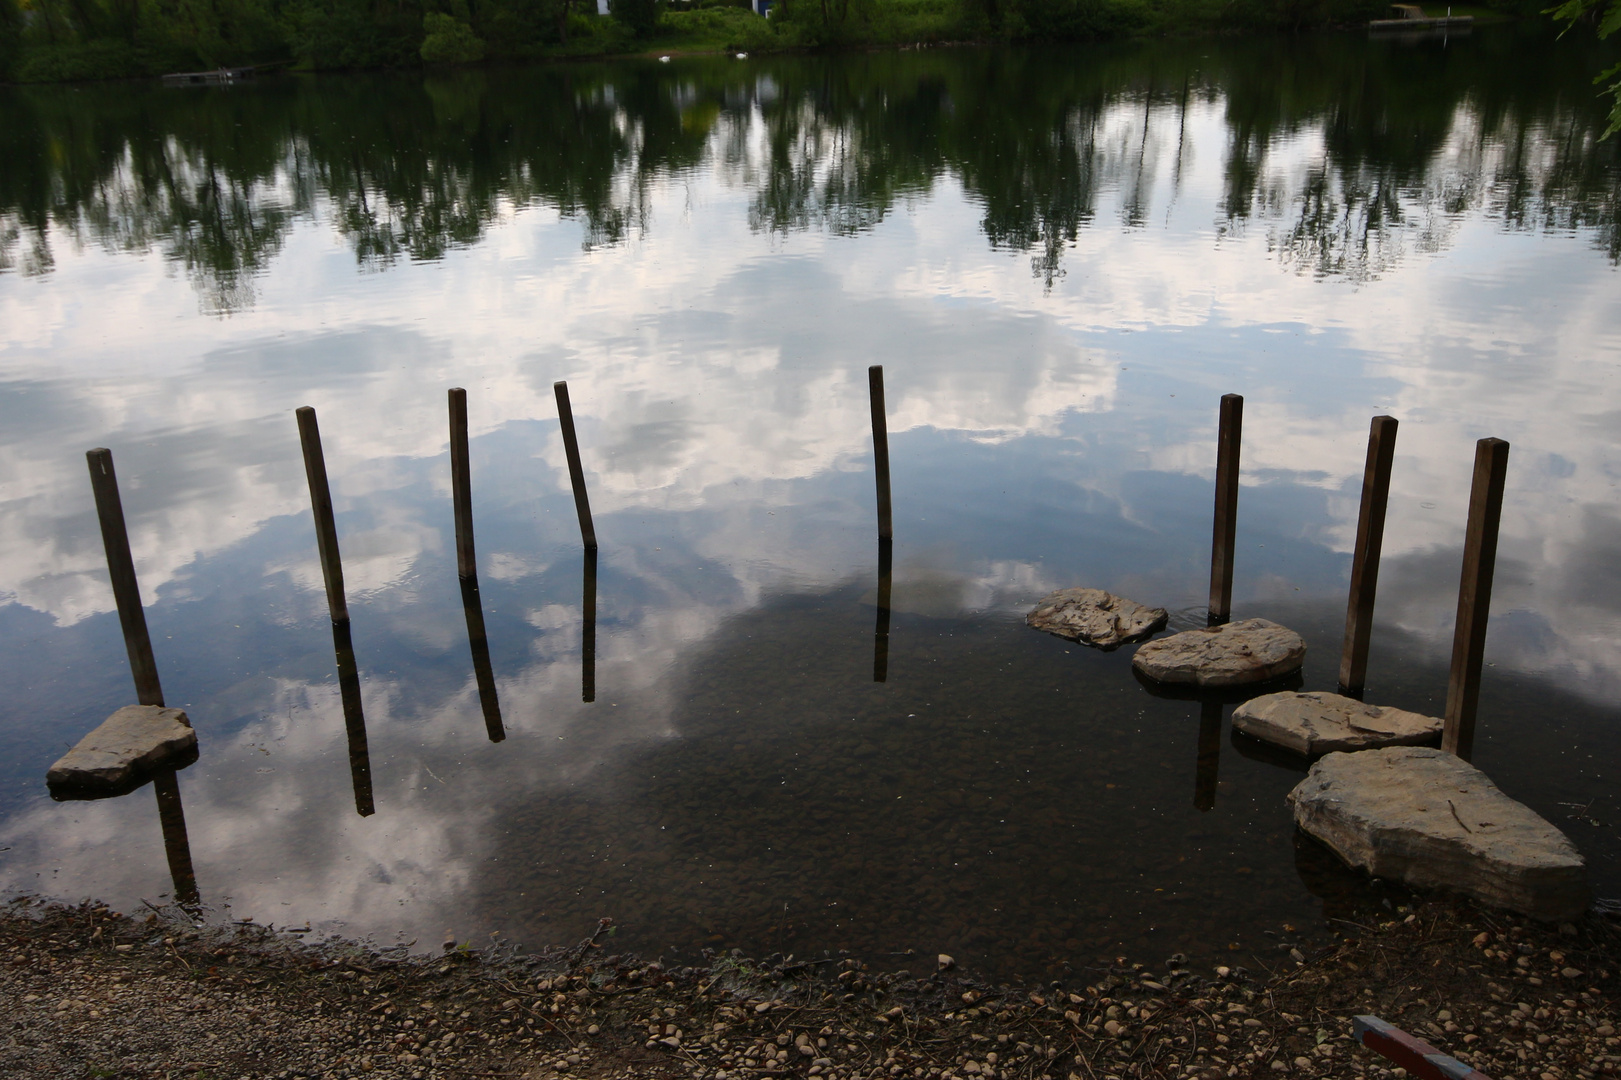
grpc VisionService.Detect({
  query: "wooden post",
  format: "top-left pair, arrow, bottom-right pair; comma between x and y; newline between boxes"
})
554,381 -> 597,550
873,538 -> 893,683
581,546 -> 597,704
152,768 -> 200,906
296,406 -> 350,626
85,449 -> 164,707
449,388 -> 477,580
1443,438 -> 1510,761
1208,394 -> 1243,625
869,365 -> 893,541
1338,415 -> 1399,698
460,575 -> 505,743
332,620 -> 375,817
1194,699 -> 1222,812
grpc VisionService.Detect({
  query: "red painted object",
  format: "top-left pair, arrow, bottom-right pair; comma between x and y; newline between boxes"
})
1352,1015 -> 1493,1080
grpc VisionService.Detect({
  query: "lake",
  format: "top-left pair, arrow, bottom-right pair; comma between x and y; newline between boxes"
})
0,23 -> 1617,980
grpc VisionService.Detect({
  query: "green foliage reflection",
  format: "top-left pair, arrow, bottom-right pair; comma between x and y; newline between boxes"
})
0,32 -> 1616,312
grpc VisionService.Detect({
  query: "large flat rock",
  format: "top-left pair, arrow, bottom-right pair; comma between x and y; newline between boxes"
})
1026,587 -> 1167,649
1233,691 -> 1441,756
1130,617 -> 1305,687
1289,746 -> 1589,920
47,705 -> 196,796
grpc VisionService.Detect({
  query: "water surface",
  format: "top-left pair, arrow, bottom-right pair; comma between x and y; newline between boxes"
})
0,26 -> 1618,979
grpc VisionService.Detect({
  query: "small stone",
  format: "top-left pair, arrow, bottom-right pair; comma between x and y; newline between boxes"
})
1562,968 -> 1584,979
937,954 -> 955,971
1289,747 -> 1590,920
1131,619 -> 1305,687
1026,588 -> 1167,649
1233,691 -> 1441,755
46,705 -> 196,795
1103,1020 -> 1123,1037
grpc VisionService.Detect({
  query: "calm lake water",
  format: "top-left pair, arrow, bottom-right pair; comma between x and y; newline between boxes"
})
1,24 -> 1618,979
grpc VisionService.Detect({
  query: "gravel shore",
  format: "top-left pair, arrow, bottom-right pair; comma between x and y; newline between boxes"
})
2,896 -> 1617,1080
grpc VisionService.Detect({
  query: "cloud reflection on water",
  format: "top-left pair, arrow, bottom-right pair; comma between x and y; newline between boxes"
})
0,31 -> 1618,971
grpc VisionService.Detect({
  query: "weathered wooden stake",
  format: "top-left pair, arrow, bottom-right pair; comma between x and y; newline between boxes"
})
460,576 -> 505,743
449,388 -> 477,580
86,448 -> 164,707
1443,437 -> 1510,761
869,365 -> 893,541
1194,698 -> 1222,812
153,768 -> 200,906
582,546 -> 598,703
1338,415 -> 1399,699
554,381 -> 597,550
1208,394 -> 1243,625
332,620 -> 375,817
296,406 -> 350,626
873,538 -> 893,683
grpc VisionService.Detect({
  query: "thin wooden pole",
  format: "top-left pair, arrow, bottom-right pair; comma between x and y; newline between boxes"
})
1208,394 -> 1244,625
449,388 -> 477,580
869,365 -> 893,541
296,406 -> 350,626
333,620 -> 375,817
873,537 -> 893,683
1443,437 -> 1510,761
554,381 -> 597,550
460,575 -> 505,743
1338,415 -> 1399,699
1194,699 -> 1222,812
152,768 -> 200,907
582,546 -> 597,704
85,449 -> 164,707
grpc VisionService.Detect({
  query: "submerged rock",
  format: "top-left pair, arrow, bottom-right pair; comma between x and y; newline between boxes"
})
46,705 -> 196,796
1025,588 -> 1167,649
1130,618 -> 1305,687
1233,691 -> 1441,756
1289,746 -> 1589,921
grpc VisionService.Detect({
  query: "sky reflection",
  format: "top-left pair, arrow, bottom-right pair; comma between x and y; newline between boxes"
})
0,29 -> 1617,974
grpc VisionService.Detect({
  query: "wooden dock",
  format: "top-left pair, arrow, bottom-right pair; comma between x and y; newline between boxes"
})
1370,13 -> 1473,30
161,66 -> 258,87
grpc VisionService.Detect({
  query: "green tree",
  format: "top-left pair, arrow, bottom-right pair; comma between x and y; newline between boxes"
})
421,10 -> 486,63
1550,0 -> 1621,136
609,0 -> 661,37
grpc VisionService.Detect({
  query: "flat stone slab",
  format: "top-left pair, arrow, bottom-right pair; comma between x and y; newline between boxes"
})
47,705 -> 196,796
1289,746 -> 1590,921
1130,617 -> 1305,687
1026,587 -> 1167,649
1233,691 -> 1442,756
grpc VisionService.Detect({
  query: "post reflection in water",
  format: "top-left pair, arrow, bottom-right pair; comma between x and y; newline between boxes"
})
581,547 -> 597,705
332,621 -> 375,817
1194,699 -> 1223,813
460,575 -> 505,742
151,769 -> 200,907
873,538 -> 893,683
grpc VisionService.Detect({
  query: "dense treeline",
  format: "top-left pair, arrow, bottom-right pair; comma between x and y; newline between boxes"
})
2,27 -> 1616,309
0,0 -> 1555,84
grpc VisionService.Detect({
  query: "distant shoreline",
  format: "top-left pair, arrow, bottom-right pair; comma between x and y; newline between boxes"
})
0,2 -> 1530,89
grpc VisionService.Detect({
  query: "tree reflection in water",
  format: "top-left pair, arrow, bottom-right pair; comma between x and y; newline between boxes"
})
0,25 -> 1616,312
